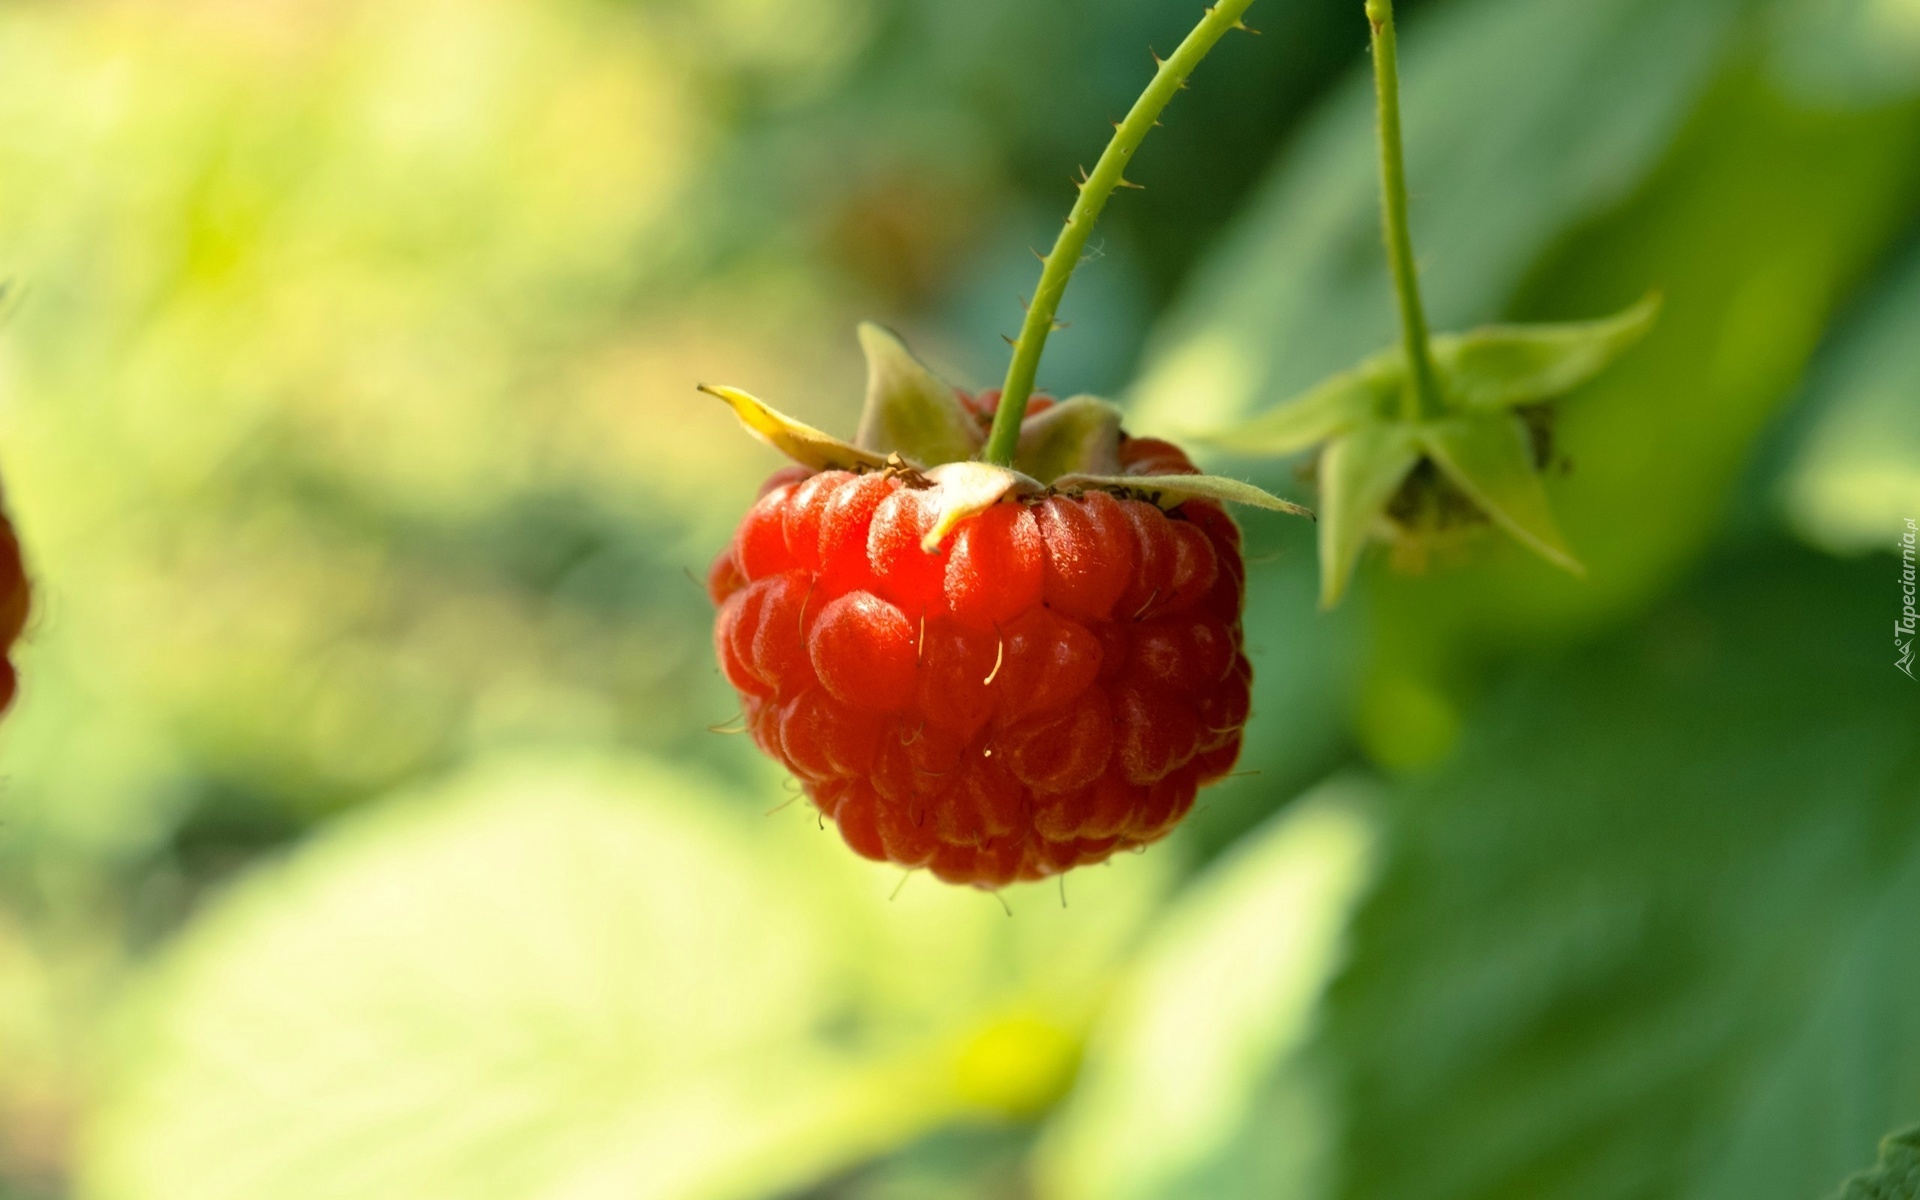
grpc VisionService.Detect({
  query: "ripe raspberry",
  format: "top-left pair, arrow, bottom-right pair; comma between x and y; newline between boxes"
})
0,510 -> 26,716
710,428 -> 1250,890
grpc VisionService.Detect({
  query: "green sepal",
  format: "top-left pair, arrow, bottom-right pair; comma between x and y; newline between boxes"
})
1417,416 -> 1582,574
699,384 -> 890,473
1204,355 -> 1400,456
1213,294 -> 1659,457
1014,397 -> 1124,482
1318,423 -> 1422,609
1053,473 -> 1314,519
1430,293 -> 1660,411
853,323 -> 983,467
919,462 -> 1043,551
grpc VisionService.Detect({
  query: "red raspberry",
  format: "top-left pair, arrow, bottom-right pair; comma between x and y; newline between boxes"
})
0,511 -> 26,716
709,433 -> 1250,890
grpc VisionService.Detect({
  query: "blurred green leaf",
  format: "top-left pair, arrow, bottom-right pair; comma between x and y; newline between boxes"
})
1779,241 -> 1920,555
1035,779 -> 1377,1200
1828,1127 -> 1920,1200
81,755 -> 1172,1200
1324,546 -> 1920,1200
1767,0 -> 1920,105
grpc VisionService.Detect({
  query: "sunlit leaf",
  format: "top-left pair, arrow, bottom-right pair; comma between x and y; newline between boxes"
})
1015,396 -> 1123,482
1768,0 -> 1920,106
1035,781 -> 1378,1200
854,323 -> 983,467
701,384 -> 890,473
1779,241 -> 1920,555
1316,424 -> 1421,609
1417,416 -> 1582,573
81,755 -> 1173,1200
1828,1126 -> 1920,1200
1432,294 -> 1660,411
1052,474 -> 1313,519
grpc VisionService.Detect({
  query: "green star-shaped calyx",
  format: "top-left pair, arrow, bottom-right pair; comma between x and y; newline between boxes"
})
1215,295 -> 1657,606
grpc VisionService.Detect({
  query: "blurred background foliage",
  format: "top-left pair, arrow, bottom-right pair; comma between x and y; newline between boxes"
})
0,0 -> 1915,1197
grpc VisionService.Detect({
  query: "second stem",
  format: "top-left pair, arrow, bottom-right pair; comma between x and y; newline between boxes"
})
1366,0 -> 1444,422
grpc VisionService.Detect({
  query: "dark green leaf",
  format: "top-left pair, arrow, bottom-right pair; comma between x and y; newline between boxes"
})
1326,547 -> 1920,1200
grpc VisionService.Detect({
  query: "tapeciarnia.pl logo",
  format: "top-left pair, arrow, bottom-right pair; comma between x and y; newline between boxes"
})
1899,517 -> 1916,679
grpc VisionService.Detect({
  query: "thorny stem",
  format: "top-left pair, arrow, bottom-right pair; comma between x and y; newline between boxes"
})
1366,0 -> 1443,422
983,0 -> 1260,466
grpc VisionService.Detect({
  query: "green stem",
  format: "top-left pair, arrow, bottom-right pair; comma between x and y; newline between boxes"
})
983,0 -> 1259,466
1366,0 -> 1443,422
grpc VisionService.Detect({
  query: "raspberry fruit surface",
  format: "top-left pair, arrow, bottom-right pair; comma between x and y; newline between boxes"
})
0,512 -> 25,715
710,427 -> 1249,889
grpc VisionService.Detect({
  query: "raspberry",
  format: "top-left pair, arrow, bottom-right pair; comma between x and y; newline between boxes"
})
0,512 -> 26,716
710,430 -> 1250,890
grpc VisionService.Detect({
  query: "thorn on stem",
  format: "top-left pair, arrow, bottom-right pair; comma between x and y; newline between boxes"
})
1116,177 -> 1144,190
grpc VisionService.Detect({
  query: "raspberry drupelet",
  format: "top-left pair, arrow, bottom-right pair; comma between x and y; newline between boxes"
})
709,415 -> 1251,890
